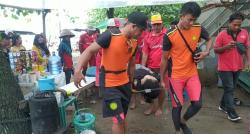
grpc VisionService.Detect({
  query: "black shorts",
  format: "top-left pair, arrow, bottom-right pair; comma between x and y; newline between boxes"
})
102,83 -> 131,118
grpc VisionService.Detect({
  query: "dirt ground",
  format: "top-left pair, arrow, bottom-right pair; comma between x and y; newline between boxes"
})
72,85 -> 250,134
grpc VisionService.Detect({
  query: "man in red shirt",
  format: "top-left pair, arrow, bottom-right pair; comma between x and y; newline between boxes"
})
141,14 -> 167,116
79,27 -> 96,74
214,13 -> 250,122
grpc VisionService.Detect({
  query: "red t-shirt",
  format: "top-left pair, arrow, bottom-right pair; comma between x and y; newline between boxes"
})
143,28 -> 167,69
95,50 -> 102,86
135,31 -> 149,64
214,29 -> 250,71
79,33 -> 95,53
79,33 -> 96,66
63,53 -> 73,70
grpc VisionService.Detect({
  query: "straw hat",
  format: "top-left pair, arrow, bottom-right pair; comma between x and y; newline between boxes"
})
59,29 -> 75,38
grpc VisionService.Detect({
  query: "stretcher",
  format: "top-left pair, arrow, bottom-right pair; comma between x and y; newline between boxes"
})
131,88 -> 162,93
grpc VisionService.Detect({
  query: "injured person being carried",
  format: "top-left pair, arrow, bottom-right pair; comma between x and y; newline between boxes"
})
132,64 -> 161,115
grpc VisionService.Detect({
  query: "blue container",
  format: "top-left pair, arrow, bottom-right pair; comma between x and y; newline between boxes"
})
86,67 -> 96,77
73,109 -> 96,134
48,51 -> 62,75
38,76 -> 55,91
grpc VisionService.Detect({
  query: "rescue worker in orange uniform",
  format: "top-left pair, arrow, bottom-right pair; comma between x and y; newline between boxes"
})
160,2 -> 212,134
74,12 -> 148,134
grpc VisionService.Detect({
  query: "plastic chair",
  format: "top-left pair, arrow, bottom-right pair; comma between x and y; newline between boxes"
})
58,96 -> 78,127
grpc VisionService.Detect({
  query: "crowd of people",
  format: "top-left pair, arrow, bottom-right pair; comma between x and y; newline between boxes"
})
73,2 -> 250,134
0,1 -> 250,134
0,32 -> 51,75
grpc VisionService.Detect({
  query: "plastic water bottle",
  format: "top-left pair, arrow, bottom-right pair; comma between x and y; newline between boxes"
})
48,51 -> 62,75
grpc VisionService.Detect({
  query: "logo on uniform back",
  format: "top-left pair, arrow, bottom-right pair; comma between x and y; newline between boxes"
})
192,35 -> 197,41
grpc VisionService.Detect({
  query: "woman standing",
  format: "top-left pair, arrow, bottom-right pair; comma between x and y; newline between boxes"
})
58,29 -> 75,84
32,34 -> 50,73
10,35 -> 26,52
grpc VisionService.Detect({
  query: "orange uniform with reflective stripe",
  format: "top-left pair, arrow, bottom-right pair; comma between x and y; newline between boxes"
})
101,33 -> 137,87
167,25 -> 201,79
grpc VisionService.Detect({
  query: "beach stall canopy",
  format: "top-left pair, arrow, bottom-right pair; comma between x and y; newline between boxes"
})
0,0 -> 221,10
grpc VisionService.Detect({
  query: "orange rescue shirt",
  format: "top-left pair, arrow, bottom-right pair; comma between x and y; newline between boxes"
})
97,28 -> 137,87
163,25 -> 209,79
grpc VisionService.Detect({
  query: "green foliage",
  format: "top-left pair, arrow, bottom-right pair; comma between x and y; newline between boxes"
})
87,9 -> 107,26
0,5 -> 37,19
88,4 -> 182,28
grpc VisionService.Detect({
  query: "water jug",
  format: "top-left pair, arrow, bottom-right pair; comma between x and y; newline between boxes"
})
48,51 -> 62,75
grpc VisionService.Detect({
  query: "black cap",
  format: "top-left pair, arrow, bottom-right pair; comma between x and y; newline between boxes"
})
127,12 -> 148,30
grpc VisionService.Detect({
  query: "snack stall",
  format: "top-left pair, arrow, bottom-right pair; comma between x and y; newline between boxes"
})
8,50 -> 66,98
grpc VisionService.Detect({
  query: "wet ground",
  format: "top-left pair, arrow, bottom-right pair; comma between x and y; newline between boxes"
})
69,85 -> 250,134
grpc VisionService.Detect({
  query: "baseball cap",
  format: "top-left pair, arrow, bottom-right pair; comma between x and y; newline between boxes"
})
151,14 -> 163,24
127,12 -> 148,30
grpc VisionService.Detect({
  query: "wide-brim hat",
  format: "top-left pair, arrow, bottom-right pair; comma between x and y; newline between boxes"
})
59,29 -> 75,38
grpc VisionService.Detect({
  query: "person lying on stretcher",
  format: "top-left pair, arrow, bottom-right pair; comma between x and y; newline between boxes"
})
132,65 -> 161,115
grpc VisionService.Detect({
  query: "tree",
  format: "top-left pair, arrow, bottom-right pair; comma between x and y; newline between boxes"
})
0,5 -> 39,19
87,4 -> 183,28
0,50 -> 31,134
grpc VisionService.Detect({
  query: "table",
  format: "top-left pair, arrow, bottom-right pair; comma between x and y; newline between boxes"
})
58,76 -> 95,128
58,76 -> 96,94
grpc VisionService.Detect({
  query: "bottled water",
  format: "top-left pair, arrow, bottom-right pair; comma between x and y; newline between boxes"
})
48,51 -> 62,75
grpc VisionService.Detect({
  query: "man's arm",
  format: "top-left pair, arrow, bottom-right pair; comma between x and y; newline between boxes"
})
74,42 -> 101,87
128,56 -> 136,84
141,53 -> 148,66
214,32 -> 236,54
79,35 -> 85,53
160,51 -> 169,88
246,47 -> 250,70
161,34 -> 172,88
195,26 -> 213,62
141,40 -> 149,66
214,41 -> 236,54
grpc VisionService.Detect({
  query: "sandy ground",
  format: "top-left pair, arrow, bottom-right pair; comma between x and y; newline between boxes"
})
70,85 -> 250,134
20,55 -> 250,134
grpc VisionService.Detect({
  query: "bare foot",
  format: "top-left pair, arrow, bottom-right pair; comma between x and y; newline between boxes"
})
140,100 -> 146,105
175,131 -> 182,134
144,107 -> 154,115
129,102 -> 136,110
155,108 -> 163,117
